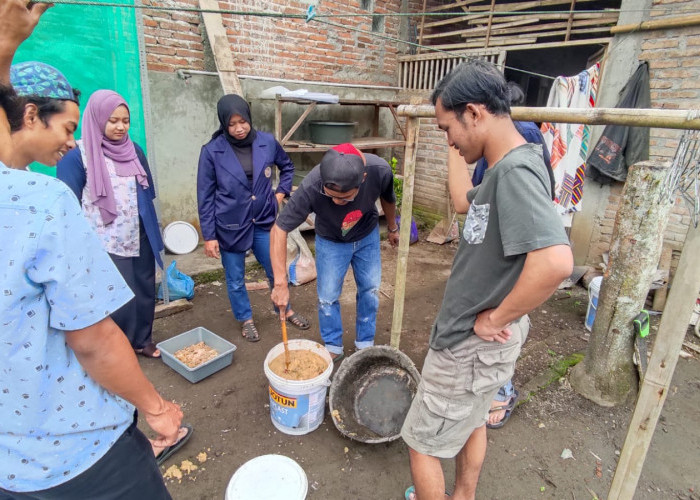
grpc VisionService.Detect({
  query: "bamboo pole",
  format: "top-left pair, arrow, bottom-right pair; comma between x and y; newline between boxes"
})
611,13 -> 700,34
608,222 -> 700,499
390,116 -> 420,349
397,105 -> 700,130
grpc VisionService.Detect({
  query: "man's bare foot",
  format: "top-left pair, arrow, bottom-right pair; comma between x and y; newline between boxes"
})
487,399 -> 507,427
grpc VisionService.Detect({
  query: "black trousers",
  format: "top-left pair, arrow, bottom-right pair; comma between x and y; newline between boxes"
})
0,416 -> 170,500
110,222 -> 156,350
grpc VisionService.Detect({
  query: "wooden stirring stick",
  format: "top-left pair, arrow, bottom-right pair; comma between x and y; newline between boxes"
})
281,318 -> 291,372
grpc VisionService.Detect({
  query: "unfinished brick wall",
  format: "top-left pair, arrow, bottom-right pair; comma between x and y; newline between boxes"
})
141,0 -> 402,85
587,0 -> 698,271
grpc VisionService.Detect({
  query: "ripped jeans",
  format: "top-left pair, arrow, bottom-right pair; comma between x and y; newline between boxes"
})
315,228 -> 381,355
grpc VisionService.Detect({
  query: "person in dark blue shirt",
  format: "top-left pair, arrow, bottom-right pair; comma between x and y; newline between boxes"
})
474,82 -> 556,430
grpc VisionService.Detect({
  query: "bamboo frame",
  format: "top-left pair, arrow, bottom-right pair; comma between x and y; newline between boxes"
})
397,105 -> 700,130
611,13 -> 700,34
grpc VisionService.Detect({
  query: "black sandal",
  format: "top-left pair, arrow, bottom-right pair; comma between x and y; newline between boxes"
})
241,321 -> 260,342
286,312 -> 310,330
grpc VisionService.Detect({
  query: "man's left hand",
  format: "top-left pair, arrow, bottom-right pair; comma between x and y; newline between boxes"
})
474,308 -> 512,344
275,192 -> 285,205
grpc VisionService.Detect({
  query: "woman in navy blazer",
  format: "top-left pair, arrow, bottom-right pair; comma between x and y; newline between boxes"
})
197,94 -> 309,341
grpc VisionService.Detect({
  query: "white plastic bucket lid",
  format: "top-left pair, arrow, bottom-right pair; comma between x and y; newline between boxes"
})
163,221 -> 199,255
225,454 -> 307,500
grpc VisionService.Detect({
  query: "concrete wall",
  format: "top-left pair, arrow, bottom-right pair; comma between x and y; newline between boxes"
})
148,71 -> 401,228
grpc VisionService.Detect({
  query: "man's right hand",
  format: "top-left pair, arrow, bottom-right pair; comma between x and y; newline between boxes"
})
203,239 -> 220,258
0,0 -> 52,83
142,398 -> 184,448
0,0 -> 52,48
271,283 -> 289,320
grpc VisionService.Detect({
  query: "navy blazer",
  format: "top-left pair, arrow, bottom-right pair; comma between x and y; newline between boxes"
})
56,142 -> 165,268
197,131 -> 294,253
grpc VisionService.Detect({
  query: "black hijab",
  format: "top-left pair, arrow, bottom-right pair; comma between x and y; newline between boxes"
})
213,94 -> 257,147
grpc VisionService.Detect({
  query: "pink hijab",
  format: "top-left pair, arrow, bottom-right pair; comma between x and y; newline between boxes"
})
83,89 -> 149,225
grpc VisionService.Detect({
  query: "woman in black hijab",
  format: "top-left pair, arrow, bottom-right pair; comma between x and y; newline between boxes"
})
197,95 -> 309,341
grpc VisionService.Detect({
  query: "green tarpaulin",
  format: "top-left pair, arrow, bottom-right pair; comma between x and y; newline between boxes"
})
15,0 -> 146,176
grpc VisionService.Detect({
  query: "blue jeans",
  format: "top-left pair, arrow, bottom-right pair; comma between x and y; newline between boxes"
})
315,228 -> 381,355
221,226 -> 288,322
494,379 -> 515,402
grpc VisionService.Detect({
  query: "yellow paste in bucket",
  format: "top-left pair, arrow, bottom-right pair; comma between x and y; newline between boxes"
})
269,350 -> 328,380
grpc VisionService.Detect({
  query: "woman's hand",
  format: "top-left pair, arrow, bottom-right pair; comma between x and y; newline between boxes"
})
204,239 -> 220,259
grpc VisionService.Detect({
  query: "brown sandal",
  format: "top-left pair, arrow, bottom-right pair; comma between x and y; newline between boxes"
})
286,312 -> 310,330
241,321 -> 260,342
135,342 -> 161,358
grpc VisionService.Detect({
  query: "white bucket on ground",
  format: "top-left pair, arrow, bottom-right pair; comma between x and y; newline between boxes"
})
263,339 -> 332,436
225,454 -> 307,500
585,276 -> 603,332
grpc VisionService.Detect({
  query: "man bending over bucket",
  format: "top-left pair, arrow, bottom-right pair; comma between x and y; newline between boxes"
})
401,60 -> 573,500
270,144 -> 398,363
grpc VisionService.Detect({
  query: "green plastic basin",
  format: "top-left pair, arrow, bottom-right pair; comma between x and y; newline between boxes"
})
308,121 -> 356,145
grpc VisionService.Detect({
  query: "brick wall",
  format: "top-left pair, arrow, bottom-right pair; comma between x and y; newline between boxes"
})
586,0 -> 698,272
142,0 -> 402,85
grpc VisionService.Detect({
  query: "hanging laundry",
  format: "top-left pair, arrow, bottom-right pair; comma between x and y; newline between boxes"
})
541,62 -> 600,226
587,62 -> 650,184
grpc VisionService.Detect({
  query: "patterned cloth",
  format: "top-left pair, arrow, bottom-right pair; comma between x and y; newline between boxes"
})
76,140 -> 141,257
0,163 -> 134,492
9,61 -> 77,101
540,63 -> 600,224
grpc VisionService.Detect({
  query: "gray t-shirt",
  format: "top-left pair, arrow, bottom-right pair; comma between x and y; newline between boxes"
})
429,143 -> 569,350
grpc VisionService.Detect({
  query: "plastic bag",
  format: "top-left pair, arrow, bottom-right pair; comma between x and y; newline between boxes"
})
395,215 -> 419,245
287,228 -> 316,286
157,260 -> 195,300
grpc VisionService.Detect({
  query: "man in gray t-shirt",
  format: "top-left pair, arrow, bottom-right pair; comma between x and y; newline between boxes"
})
401,60 -> 573,500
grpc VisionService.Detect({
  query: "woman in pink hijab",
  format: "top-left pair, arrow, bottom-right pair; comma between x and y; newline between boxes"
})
58,89 -> 165,359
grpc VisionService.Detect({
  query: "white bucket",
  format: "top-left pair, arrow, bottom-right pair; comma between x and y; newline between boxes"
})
585,276 -> 603,332
225,454 -> 307,500
263,339 -> 332,436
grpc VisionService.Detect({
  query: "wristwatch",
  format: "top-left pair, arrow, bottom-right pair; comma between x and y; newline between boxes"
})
388,225 -> 399,233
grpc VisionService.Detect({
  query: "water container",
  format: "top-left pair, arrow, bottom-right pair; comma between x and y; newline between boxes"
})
585,276 -> 603,332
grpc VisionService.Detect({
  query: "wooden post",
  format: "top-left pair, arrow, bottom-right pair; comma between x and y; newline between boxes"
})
651,244 -> 673,311
417,0 -> 428,55
199,0 -> 243,96
608,222 -> 700,499
484,0 -> 496,47
390,116 -> 420,349
570,161 -> 674,406
565,0 -> 577,42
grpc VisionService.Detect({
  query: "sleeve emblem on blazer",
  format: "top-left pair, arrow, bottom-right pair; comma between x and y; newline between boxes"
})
264,166 -> 272,178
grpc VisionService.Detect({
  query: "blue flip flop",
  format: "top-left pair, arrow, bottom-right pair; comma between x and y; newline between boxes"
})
405,485 -> 450,499
405,486 -> 416,500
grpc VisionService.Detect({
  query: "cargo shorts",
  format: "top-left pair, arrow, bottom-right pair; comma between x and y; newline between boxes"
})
401,315 -> 529,458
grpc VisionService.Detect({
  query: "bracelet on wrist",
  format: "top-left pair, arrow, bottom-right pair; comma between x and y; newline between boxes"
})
388,225 -> 399,233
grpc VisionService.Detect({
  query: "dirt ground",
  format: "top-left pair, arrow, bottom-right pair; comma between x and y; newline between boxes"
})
140,238 -> 700,500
